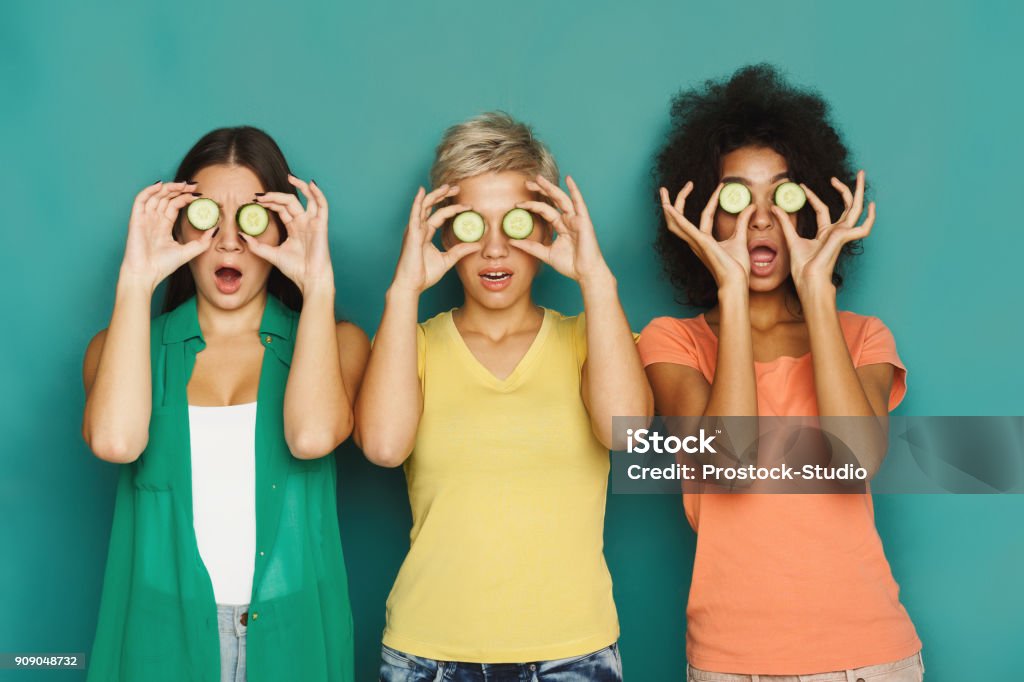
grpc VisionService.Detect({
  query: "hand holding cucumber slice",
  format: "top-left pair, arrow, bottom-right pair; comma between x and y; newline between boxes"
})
773,182 -> 806,213
186,198 -> 220,230
452,210 -> 485,242
237,203 -> 270,236
501,208 -> 534,239
718,183 -> 752,214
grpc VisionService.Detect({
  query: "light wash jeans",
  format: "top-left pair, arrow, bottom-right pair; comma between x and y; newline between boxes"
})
217,604 -> 248,682
380,642 -> 623,681
687,651 -> 925,682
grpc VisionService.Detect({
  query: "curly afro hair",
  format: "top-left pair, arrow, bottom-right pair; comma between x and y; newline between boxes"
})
653,64 -> 862,308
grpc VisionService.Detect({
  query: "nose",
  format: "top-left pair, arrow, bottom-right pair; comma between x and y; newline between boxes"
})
215,215 -> 245,252
749,195 -> 774,231
479,221 -> 509,259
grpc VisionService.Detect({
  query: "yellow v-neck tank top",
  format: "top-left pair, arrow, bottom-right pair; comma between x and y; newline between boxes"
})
382,308 -> 619,663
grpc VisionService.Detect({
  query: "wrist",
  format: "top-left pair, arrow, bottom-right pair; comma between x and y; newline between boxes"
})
386,283 -> 422,305
299,275 -> 336,299
717,282 -> 750,307
116,267 -> 158,298
578,266 -> 616,295
795,278 -> 837,308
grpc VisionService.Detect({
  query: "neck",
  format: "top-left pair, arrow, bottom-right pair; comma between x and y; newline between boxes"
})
454,292 -> 543,340
196,290 -> 268,340
746,285 -> 801,329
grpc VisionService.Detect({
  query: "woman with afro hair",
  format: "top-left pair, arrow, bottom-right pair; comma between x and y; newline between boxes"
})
637,65 -> 924,680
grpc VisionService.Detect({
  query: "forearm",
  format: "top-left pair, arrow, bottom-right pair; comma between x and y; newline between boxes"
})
353,286 -> 423,466
803,287 -> 888,474
580,270 -> 654,446
705,286 -> 758,417
283,283 -> 349,459
83,274 -> 154,462
698,286 -> 760,474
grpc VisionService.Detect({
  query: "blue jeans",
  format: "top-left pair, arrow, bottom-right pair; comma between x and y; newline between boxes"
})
379,642 -> 623,681
217,604 -> 248,682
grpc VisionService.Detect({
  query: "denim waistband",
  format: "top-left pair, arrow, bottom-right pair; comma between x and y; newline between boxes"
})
217,604 -> 249,637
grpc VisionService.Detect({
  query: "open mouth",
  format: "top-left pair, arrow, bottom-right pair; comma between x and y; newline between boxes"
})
215,266 -> 243,294
749,242 -> 778,278
748,244 -> 778,277
479,270 -> 513,291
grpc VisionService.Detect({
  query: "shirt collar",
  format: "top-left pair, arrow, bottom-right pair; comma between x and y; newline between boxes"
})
162,294 -> 294,344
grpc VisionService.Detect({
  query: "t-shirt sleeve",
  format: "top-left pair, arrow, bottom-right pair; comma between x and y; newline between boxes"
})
856,316 -> 907,411
637,316 -> 702,371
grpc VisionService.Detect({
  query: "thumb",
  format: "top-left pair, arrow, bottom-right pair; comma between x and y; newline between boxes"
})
772,206 -> 801,246
508,239 -> 549,262
441,241 -> 482,267
240,233 -> 277,265
180,227 -> 217,262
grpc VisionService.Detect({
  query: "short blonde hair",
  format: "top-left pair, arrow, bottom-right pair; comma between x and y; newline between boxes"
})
430,111 -> 559,189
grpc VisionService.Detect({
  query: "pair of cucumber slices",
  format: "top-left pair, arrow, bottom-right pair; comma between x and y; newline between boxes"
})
719,181 -> 807,214
452,208 -> 534,243
186,198 -> 270,237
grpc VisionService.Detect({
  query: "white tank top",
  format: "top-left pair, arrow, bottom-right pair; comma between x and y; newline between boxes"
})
188,402 -> 257,605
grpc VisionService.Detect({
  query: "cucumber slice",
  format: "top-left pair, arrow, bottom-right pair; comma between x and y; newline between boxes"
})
186,198 -> 220,230
452,210 -> 485,242
501,208 -> 534,240
774,182 -> 806,212
236,203 -> 270,236
718,183 -> 751,214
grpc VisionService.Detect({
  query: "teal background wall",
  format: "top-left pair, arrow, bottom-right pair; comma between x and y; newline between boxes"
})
3,1 -> 1023,679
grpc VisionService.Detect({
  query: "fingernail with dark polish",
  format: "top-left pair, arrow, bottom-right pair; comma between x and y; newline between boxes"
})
311,179 -> 316,185
212,228 -> 220,237
191,192 -> 202,196
255,192 -> 266,196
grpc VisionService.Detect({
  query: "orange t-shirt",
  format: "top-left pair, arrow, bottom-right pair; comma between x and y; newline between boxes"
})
637,311 -> 921,675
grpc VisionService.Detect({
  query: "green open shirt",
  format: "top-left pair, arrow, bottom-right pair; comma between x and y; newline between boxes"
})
87,295 -> 354,681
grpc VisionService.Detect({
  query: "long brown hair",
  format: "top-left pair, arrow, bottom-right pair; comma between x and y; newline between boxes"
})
162,126 -> 302,313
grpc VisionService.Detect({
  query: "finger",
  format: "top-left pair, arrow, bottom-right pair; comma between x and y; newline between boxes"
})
699,184 -> 725,234
845,201 -> 875,241
164,192 -> 200,222
307,178 -> 329,220
424,203 -> 472,231
134,180 -> 169,211
238,232 -> 278,264
288,175 -> 318,219
145,181 -> 192,214
732,203 -> 756,245
156,188 -> 195,217
508,238 -> 551,261
673,181 -> 694,214
528,175 -> 574,215
515,200 -> 564,231
256,191 -> 305,218
565,175 -> 591,221
847,170 -> 866,226
660,200 -> 699,246
800,184 -> 832,234
831,176 -> 855,216
179,225 -> 218,261
771,205 -> 801,246
258,200 -> 295,225
408,187 -> 426,232
440,241 -> 483,268
421,184 -> 458,220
